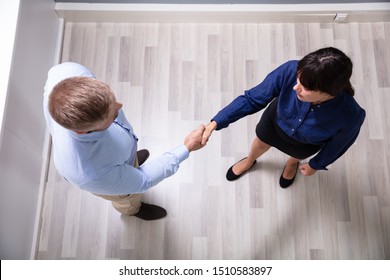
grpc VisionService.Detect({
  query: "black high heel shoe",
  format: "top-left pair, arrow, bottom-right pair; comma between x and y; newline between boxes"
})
279,163 -> 299,188
226,157 -> 257,181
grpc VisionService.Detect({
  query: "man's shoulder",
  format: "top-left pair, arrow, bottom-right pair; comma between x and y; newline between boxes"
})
48,62 -> 95,79
44,62 -> 96,100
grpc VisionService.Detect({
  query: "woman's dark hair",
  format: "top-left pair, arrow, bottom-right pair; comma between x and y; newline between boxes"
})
297,47 -> 354,96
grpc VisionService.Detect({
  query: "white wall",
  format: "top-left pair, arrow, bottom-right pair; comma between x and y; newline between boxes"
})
0,1 -> 20,144
54,0 -> 390,3
0,0 -> 59,259
55,2 -> 390,23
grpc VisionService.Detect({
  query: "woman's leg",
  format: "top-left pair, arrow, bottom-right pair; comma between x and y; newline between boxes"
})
232,137 -> 271,175
282,157 -> 301,179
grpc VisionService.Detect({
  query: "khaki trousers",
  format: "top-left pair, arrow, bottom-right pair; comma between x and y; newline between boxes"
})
94,157 -> 142,215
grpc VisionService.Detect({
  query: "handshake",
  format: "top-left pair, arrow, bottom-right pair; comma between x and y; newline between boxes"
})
184,121 -> 217,152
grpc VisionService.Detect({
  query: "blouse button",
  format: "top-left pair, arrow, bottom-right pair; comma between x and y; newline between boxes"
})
299,119 -> 302,122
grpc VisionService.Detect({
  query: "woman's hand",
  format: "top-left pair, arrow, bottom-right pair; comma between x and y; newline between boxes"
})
299,162 -> 317,176
201,121 -> 217,145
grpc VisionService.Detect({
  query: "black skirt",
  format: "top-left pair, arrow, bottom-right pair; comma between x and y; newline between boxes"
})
256,98 -> 322,160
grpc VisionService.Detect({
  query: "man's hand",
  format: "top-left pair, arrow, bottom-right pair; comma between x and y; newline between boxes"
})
201,121 -> 217,145
299,163 -> 317,176
184,125 -> 206,152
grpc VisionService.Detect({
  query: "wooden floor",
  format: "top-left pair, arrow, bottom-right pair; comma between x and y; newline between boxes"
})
36,21 -> 390,260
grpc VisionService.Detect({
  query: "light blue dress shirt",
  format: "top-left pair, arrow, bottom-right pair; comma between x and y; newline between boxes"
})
43,62 -> 189,195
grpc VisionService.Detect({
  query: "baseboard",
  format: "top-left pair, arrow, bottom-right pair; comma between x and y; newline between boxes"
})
55,2 -> 390,23
30,17 -> 64,260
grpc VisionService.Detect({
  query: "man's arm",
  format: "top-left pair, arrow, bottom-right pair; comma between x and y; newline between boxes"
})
185,125 -> 206,151
88,125 -> 206,195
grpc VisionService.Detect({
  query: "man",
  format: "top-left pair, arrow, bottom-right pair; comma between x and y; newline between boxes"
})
43,62 -> 205,220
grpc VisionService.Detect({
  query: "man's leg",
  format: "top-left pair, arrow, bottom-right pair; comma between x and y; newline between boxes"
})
94,152 -> 166,220
96,193 -> 142,215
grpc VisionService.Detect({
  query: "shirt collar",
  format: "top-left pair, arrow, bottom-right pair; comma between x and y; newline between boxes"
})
68,109 -> 128,142
310,91 -> 345,108
69,129 -> 107,142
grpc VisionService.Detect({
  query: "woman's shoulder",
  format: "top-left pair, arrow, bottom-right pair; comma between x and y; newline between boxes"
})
339,93 -> 366,123
342,92 -> 364,110
267,60 -> 298,83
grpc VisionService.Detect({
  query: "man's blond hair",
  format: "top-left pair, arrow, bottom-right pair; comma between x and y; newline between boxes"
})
49,76 -> 114,131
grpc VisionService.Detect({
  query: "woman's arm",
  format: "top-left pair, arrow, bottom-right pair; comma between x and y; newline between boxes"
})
202,121 -> 217,145
203,61 -> 298,143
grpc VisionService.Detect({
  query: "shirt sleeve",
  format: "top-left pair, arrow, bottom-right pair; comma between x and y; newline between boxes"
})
309,110 -> 366,170
87,145 -> 190,195
212,60 -> 297,130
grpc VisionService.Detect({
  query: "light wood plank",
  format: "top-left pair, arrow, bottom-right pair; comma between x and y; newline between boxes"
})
36,21 -> 390,260
363,196 -> 386,259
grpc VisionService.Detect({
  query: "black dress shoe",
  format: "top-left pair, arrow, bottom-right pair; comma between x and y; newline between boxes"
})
137,149 -> 150,166
226,157 -> 257,181
279,163 -> 299,188
133,202 -> 167,220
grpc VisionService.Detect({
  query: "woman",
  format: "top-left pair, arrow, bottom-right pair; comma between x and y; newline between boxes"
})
202,47 -> 365,188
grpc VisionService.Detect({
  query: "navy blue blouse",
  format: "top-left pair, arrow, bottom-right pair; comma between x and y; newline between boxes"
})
212,60 -> 366,170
